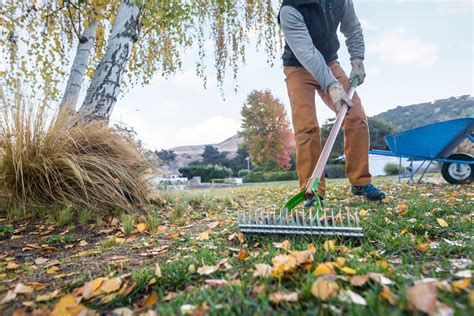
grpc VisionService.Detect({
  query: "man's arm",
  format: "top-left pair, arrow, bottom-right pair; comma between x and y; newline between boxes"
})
279,6 -> 338,92
340,0 -> 365,60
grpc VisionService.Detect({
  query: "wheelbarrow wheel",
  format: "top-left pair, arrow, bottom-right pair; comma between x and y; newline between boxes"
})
441,153 -> 473,184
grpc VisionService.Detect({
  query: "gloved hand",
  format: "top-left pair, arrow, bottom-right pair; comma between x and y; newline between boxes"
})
328,82 -> 352,112
349,58 -> 366,85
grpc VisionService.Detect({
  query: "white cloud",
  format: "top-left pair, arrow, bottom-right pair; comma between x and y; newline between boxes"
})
368,30 -> 439,67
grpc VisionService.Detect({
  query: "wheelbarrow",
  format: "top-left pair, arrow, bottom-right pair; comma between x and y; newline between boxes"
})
370,118 -> 474,184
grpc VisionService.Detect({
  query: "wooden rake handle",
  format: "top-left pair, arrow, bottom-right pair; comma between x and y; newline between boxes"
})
304,81 -> 358,198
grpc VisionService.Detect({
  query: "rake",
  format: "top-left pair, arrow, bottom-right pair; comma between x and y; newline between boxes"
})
238,78 -> 364,238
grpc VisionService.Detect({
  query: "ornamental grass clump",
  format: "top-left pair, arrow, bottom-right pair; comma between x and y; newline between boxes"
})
0,93 -> 151,213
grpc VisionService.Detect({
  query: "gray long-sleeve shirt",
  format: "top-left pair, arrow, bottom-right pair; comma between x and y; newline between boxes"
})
279,0 -> 365,91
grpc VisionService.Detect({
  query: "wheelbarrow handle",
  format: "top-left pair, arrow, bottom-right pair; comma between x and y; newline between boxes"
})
304,78 -> 359,198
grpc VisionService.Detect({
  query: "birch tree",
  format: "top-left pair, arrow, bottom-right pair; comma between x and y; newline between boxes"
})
0,0 -> 280,124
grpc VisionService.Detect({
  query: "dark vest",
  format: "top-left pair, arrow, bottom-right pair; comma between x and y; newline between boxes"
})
279,0 -> 345,66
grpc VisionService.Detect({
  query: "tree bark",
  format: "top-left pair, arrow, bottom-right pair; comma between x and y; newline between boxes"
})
59,19 -> 97,113
78,0 -> 140,124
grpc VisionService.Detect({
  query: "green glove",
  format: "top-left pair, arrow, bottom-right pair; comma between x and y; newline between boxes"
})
350,58 -> 366,85
328,82 -> 353,112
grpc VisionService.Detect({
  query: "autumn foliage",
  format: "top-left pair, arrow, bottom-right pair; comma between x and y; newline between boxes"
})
240,90 -> 295,169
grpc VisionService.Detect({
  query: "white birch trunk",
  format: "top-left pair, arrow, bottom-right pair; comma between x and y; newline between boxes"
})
78,0 -> 140,124
59,19 -> 97,113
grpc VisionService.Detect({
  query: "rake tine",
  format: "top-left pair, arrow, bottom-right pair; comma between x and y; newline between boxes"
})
309,208 -> 314,226
331,209 -> 335,227
347,209 -> 351,227
237,210 -> 241,224
316,208 -> 321,226
324,209 -> 328,227
355,210 -> 360,227
255,209 -> 258,225
267,211 -> 271,225
338,210 -> 343,227
285,208 -> 288,225
260,209 -> 264,225
302,208 -> 307,226
279,209 -> 283,225
273,209 -> 276,225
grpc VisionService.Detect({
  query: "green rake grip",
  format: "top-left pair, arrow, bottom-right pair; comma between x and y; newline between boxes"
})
281,78 -> 359,212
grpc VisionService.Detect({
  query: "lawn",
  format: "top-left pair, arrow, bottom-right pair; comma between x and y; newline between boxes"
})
0,176 -> 472,315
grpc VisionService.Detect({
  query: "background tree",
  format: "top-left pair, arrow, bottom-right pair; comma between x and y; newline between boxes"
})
0,0 -> 279,123
227,146 -> 251,176
156,149 -> 177,163
240,90 -> 295,169
201,145 -> 228,166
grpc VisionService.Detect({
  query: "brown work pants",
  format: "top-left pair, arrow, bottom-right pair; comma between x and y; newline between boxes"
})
284,61 -> 372,197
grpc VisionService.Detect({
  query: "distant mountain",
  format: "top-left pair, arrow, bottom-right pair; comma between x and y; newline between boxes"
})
166,95 -> 473,169
373,95 -> 474,131
170,134 -> 243,167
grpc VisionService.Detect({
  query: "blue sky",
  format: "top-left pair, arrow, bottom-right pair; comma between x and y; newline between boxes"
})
111,0 -> 473,150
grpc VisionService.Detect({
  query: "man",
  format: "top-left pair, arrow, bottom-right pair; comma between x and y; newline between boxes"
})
279,0 -> 385,204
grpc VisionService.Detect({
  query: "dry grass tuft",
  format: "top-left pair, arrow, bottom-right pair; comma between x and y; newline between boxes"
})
0,92 -> 152,213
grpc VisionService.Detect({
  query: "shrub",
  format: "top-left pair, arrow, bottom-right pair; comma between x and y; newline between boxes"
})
324,164 -> 346,179
0,94 -> 151,213
179,164 -> 232,182
243,170 -> 298,183
384,163 -> 401,175
237,169 -> 250,177
211,179 -> 225,184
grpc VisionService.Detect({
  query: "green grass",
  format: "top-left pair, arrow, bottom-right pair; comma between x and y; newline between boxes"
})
1,177 -> 472,314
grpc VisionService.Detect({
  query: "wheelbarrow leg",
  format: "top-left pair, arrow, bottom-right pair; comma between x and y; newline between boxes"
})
417,160 -> 432,184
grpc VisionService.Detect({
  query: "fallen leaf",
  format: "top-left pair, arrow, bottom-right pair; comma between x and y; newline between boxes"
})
340,290 -> 367,306
314,263 -> 335,276
112,307 -> 134,316
282,240 -> 291,250
269,291 -> 298,304
79,240 -> 88,247
205,279 -> 228,287
197,231 -> 210,241
254,264 -> 272,278
82,277 -> 105,300
47,266 -> 59,274
451,278 -> 470,293
1,290 -> 16,304
340,267 -> 356,275
415,243 -> 430,252
335,257 -> 347,268
51,294 -> 87,316
436,218 -> 449,228
35,257 -> 49,265
323,240 -> 335,252
6,262 -> 19,270
307,243 -> 317,253
142,292 -> 158,308
137,223 -> 148,232
197,265 -> 219,275
155,263 -> 162,278
14,283 -> 33,294
237,250 -> 249,261
368,273 -> 394,285
379,286 -> 397,305
163,292 -> 177,301
433,301 -> 454,316
407,281 -> 437,314
101,277 -> 122,294
311,277 -> 339,301
290,250 -> 313,265
207,222 -> 219,229
36,290 -> 60,302
359,209 -> 368,216
351,275 -> 369,287
188,264 -> 196,274
271,255 -> 297,276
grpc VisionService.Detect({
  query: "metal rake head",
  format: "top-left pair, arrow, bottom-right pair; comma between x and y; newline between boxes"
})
238,207 -> 363,238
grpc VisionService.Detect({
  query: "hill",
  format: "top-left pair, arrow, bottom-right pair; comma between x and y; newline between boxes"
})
169,134 -> 242,167
373,95 -> 474,131
166,95 -> 473,169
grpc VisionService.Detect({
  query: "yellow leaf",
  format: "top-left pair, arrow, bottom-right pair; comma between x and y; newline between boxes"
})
340,267 -> 357,275
307,243 -> 317,253
271,255 -> 297,276
14,283 -> 33,294
335,257 -> 347,268
197,231 -> 210,241
400,229 -> 407,235
47,266 -> 59,274
415,244 -> 430,252
282,240 -> 291,250
136,223 -> 148,233
323,240 -> 335,252
436,218 -> 448,228
36,289 -> 60,302
142,292 -> 158,308
314,263 -> 335,276
359,209 -> 368,216
451,279 -> 471,293
311,278 -> 339,301
83,277 -> 105,300
100,277 -> 122,294
51,294 -> 87,316
379,286 -> 397,305
237,250 -> 249,261
6,262 -> 19,270
289,250 -> 313,266
155,263 -> 162,278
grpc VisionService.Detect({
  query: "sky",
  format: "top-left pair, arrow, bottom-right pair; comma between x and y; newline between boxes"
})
110,0 -> 474,151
